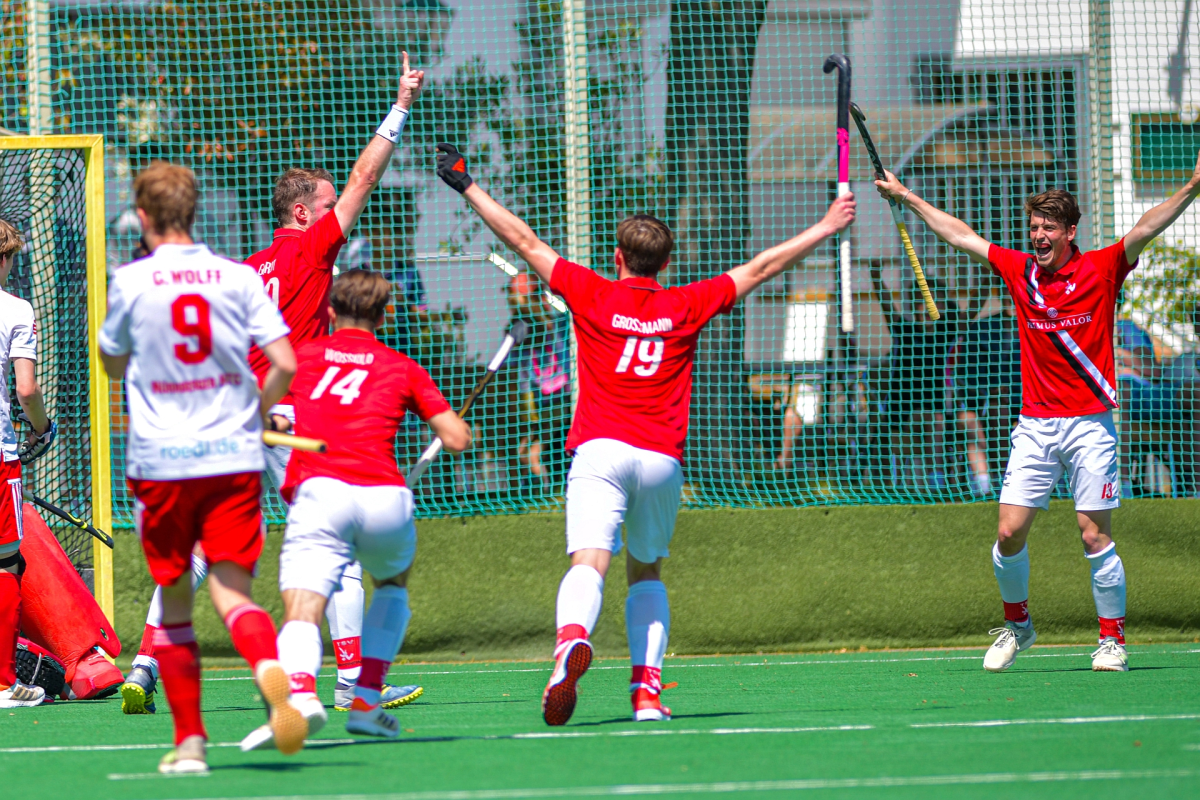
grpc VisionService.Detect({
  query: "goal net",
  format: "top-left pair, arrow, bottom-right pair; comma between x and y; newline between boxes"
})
0,136 -> 112,619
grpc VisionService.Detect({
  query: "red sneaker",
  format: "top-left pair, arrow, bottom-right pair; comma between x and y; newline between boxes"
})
631,687 -> 671,722
541,639 -> 592,726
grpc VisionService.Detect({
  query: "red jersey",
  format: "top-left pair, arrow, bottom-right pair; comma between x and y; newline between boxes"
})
244,211 -> 346,393
282,328 -> 451,501
550,258 -> 737,461
988,240 -> 1137,418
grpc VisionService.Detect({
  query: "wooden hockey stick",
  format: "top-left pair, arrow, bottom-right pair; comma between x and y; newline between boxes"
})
850,101 -> 940,320
406,320 -> 529,485
263,430 -> 328,453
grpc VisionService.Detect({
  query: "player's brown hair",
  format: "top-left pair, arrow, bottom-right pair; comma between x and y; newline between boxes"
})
617,215 -> 674,277
331,269 -> 392,323
0,218 -> 24,259
134,162 -> 197,234
273,167 -> 335,226
1024,189 -> 1081,228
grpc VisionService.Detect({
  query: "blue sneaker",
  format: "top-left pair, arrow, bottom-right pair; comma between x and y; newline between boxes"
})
120,665 -> 157,714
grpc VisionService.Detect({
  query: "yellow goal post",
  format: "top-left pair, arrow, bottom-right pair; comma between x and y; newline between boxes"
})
0,134 -> 112,624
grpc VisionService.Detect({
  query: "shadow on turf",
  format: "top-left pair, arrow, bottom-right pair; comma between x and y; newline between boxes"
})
567,711 -> 750,727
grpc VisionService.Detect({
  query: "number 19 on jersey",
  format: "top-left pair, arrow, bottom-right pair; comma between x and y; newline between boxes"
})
615,335 -> 664,377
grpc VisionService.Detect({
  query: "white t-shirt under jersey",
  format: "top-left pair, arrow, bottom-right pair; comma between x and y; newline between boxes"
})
99,243 -> 290,480
0,290 -> 37,463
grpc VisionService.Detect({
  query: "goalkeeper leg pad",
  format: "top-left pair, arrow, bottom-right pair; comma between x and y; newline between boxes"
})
17,504 -> 122,699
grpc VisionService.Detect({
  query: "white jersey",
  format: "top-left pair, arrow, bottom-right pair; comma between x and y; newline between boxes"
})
0,290 -> 37,463
99,243 -> 290,480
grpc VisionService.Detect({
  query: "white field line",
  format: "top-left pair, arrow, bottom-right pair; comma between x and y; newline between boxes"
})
131,769 -> 1199,796
8,726 -> 871,757
202,648 -> 1200,682
912,713 -> 1200,729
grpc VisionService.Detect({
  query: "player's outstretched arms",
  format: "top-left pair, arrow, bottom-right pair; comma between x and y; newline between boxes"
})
333,51 -> 426,236
875,170 -> 991,266
1124,150 -> 1200,262
435,143 -> 561,284
13,358 -> 49,438
726,195 -> 856,300
427,409 -> 471,455
259,336 -> 297,418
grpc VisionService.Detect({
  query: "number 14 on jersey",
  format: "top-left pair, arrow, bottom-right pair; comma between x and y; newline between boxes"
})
615,335 -> 663,377
311,366 -> 369,405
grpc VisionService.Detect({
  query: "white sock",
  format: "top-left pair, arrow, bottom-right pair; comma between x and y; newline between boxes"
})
555,564 -> 604,652
1086,543 -> 1126,621
326,564 -> 366,684
133,553 -> 209,677
626,580 -> 669,691
992,542 -> 1031,626
277,620 -> 322,695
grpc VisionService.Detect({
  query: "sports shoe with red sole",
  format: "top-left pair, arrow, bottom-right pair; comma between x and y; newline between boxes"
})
542,639 -> 592,726
631,687 -> 671,722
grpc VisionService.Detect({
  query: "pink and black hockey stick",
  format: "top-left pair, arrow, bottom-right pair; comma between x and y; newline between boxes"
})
823,53 -> 853,333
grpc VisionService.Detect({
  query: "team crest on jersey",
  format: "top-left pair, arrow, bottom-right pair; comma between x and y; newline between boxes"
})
1047,308 -> 1058,318
1066,281 -> 1077,294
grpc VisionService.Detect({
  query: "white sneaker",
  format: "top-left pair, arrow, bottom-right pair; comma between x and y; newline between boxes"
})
346,701 -> 400,738
254,659 -> 308,755
240,693 -> 327,752
983,623 -> 1037,672
0,681 -> 45,708
1091,638 -> 1129,672
158,735 -> 207,774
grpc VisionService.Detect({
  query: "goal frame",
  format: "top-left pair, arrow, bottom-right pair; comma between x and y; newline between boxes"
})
0,134 -> 112,624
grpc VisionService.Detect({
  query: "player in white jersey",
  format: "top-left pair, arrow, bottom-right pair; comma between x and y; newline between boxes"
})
0,217 -> 55,709
99,162 -> 304,773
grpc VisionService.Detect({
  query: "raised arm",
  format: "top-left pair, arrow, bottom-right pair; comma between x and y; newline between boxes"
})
1124,150 -> 1200,262
435,143 -> 561,284
725,195 -> 856,300
333,52 -> 426,236
875,170 -> 992,267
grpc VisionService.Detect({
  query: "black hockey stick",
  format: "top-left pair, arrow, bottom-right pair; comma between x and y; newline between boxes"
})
23,491 -> 114,549
823,53 -> 854,333
849,102 -> 940,320
406,320 -> 530,485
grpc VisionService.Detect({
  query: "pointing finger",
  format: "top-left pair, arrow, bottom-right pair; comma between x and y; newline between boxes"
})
403,50 -> 410,75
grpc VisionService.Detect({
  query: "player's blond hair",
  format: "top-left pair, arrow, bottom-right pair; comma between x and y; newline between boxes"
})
616,215 -> 673,277
331,269 -> 392,323
0,218 -> 24,259
134,162 -> 197,235
273,167 -> 335,226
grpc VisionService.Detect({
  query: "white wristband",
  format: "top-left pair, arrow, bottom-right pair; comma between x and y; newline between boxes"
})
375,105 -> 409,143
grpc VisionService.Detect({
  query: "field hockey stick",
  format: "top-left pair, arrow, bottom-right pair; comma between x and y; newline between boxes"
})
263,430 -> 328,453
823,53 -> 854,333
850,102 -> 940,321
488,253 -> 567,314
23,491 -> 113,549
406,319 -> 529,485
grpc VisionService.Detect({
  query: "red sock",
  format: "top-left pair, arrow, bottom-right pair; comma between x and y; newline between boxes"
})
0,572 -> 20,687
223,604 -> 277,670
555,624 -> 588,651
358,657 -> 388,694
332,637 -> 361,672
289,673 -> 316,695
154,623 -> 206,744
137,623 -> 159,659
1099,617 -> 1125,644
630,665 -> 662,694
1003,600 -> 1030,625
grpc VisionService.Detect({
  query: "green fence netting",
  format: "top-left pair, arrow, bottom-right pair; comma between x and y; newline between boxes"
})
2,1 -> 1198,525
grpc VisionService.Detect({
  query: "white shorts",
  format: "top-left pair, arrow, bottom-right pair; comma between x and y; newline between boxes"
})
565,438 -> 684,563
279,477 -> 416,597
262,404 -> 294,491
1000,412 -> 1120,511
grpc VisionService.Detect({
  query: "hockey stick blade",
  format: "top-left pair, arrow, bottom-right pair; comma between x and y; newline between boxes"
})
23,491 -> 114,549
849,102 -> 940,321
406,321 -> 530,486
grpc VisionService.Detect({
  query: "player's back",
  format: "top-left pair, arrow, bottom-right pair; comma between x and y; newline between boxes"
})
549,258 -> 736,461
283,327 -> 450,500
99,243 -> 289,480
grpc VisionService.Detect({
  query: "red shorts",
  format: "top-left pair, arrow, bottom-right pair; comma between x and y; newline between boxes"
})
129,472 -> 264,586
0,459 -> 22,554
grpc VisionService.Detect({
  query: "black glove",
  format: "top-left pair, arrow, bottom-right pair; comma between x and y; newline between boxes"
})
436,143 -> 474,194
17,414 -> 55,465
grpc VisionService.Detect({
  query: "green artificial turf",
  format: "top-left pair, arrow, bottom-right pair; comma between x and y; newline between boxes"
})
112,499 -> 1200,659
2,644 -> 1199,798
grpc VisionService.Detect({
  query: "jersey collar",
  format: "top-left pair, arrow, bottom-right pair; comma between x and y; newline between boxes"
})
272,226 -> 305,240
332,327 -> 377,342
1043,245 -> 1082,280
620,276 -> 663,290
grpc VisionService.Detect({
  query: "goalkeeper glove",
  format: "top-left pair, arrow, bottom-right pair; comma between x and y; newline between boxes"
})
18,414 -> 56,465
436,143 -> 474,194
